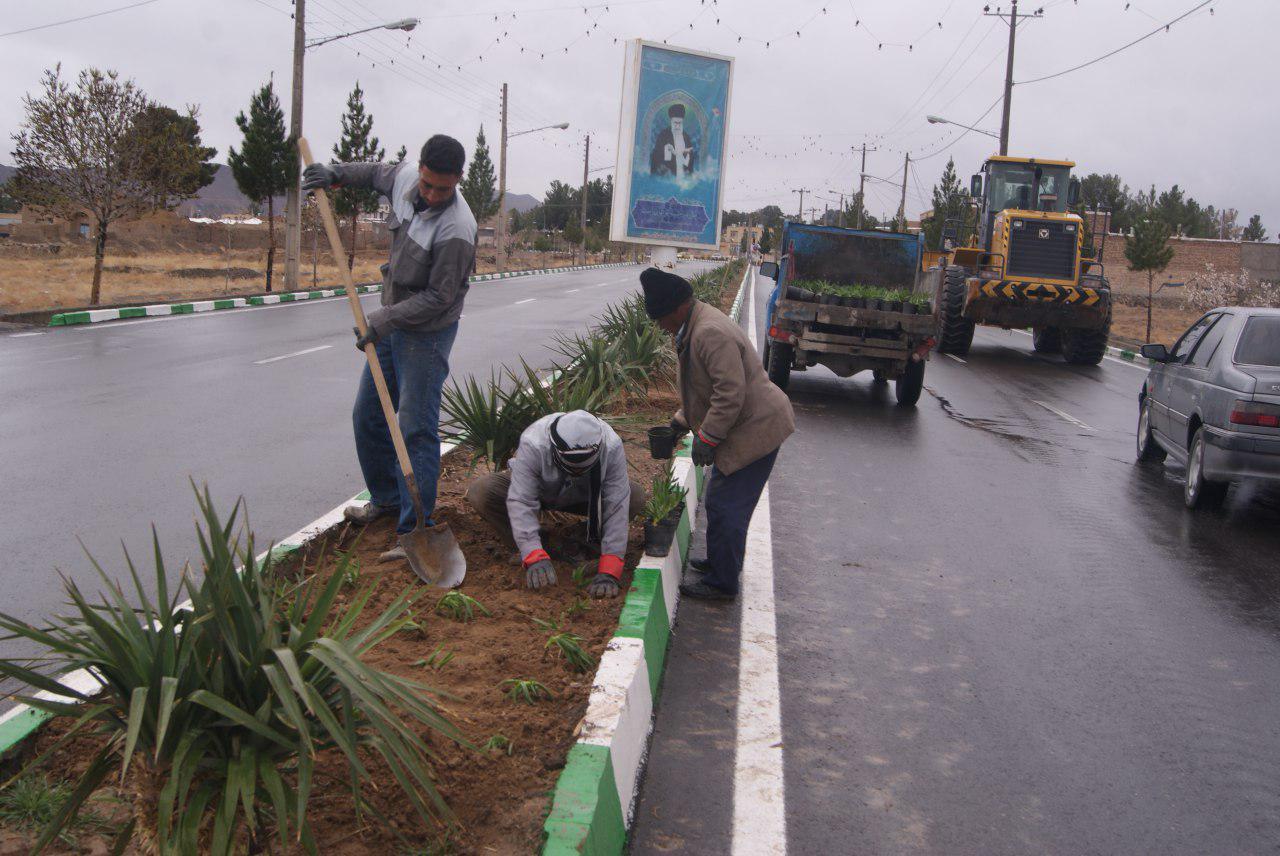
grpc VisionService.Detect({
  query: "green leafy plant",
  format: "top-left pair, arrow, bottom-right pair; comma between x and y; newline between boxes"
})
435,590 -> 491,622
564,597 -> 591,619
546,631 -> 594,673
0,775 -> 116,846
336,547 -> 361,588
643,463 -> 688,524
440,369 -> 527,471
593,294 -> 649,340
0,485 -> 462,855
413,644 -> 455,671
482,734 -> 514,755
570,563 -> 593,590
502,678 -> 553,704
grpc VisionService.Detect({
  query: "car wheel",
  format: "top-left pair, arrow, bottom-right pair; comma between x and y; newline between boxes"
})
1136,398 -> 1167,463
1184,428 -> 1228,509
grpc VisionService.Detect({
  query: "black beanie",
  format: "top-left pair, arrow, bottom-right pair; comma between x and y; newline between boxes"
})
640,267 -> 693,319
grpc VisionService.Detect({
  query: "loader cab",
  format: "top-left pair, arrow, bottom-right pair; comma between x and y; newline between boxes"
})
971,156 -> 1080,247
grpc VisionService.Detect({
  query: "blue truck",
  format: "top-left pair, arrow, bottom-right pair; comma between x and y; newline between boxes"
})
759,221 -> 941,406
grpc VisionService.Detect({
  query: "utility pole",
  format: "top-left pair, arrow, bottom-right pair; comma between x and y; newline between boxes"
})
986,0 -> 1044,156
855,143 -> 876,230
792,188 -> 807,220
284,0 -> 306,291
806,207 -> 820,224
496,83 -> 509,272
579,133 -> 590,265
898,152 -> 910,225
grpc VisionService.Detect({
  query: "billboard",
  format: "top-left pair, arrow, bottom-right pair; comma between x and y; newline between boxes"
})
609,40 -> 734,250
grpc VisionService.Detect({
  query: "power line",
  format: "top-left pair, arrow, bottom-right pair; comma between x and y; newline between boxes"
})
1017,0 -> 1217,85
1,0 -> 162,38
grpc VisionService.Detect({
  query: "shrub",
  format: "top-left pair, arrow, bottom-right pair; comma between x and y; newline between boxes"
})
1182,262 -> 1280,312
643,464 -> 688,524
501,679 -> 552,704
0,486 -> 461,855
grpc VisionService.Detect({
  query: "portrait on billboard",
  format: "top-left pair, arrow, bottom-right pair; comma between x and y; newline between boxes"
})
610,41 -> 733,250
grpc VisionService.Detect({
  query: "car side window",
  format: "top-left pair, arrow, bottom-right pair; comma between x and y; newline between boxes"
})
1171,314 -> 1218,363
1187,314 -> 1231,368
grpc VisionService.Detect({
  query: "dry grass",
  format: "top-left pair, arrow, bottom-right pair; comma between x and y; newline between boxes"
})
0,248 -> 617,316
1110,301 -> 1203,348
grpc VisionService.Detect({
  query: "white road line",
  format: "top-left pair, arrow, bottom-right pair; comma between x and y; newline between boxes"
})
733,267 -> 788,856
7,332 -> 46,338
1032,399 -> 1096,432
514,298 -> 536,305
944,352 -> 967,364
253,344 -> 332,365
565,288 -> 581,293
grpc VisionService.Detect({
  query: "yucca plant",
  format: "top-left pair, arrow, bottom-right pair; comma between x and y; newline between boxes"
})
435,591 -> 490,623
593,295 -> 649,340
505,359 -> 610,426
441,370 -> 529,471
501,679 -> 552,704
643,464 -> 688,524
0,486 -> 462,855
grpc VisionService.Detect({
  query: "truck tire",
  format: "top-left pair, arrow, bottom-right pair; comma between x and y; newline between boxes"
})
1032,326 -> 1062,353
936,265 -> 975,356
895,359 -> 925,406
767,342 -> 793,390
1061,315 -> 1111,365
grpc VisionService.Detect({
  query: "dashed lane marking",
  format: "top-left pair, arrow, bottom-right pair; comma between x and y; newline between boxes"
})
944,353 -> 967,364
1032,399 -> 1096,432
514,298 -> 536,305
565,288 -> 581,293
733,267 -> 788,855
1007,328 -> 1148,372
7,332 -> 46,338
253,344 -> 333,365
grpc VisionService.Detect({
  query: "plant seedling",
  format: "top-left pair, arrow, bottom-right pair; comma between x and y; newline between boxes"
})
545,630 -> 594,673
564,597 -> 590,619
0,775 -> 113,844
336,548 -> 361,588
644,463 -> 687,524
436,590 -> 491,622
482,733 -> 514,755
570,563 -> 593,590
413,644 -> 455,671
502,678 -> 553,704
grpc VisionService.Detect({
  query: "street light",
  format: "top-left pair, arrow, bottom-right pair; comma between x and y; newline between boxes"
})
497,115 -> 570,271
284,8 -> 421,292
926,114 -> 1000,140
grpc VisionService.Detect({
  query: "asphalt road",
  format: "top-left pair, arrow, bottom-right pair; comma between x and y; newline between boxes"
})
631,270 -> 1280,854
0,263 -> 708,645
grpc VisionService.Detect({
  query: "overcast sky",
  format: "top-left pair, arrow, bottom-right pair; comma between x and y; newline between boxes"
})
2,0 -> 1274,233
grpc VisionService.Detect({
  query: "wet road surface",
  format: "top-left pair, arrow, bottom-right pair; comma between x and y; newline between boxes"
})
632,270 -> 1280,855
0,263 -> 706,652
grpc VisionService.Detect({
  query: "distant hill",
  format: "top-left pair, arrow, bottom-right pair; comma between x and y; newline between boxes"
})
0,164 -> 14,184
506,193 -> 539,213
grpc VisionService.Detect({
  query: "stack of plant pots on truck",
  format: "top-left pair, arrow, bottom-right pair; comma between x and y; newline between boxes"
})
759,221 -> 939,406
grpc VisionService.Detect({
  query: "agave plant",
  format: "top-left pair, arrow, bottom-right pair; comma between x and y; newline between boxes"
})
440,369 -> 529,470
643,463 -> 688,524
0,486 -> 461,855
592,294 -> 649,340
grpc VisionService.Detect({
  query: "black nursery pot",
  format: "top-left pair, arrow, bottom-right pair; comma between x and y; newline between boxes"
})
648,426 -> 676,459
643,518 -> 679,557
902,302 -> 917,315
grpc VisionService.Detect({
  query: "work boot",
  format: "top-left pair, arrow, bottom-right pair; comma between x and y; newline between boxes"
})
344,502 -> 397,524
687,557 -> 711,576
378,545 -> 407,563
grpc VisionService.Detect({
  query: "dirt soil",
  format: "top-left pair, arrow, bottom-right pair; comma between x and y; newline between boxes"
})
1109,301 -> 1203,349
2,393 -> 682,856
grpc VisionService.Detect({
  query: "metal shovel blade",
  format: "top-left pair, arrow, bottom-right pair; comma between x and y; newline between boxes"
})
400,523 -> 467,588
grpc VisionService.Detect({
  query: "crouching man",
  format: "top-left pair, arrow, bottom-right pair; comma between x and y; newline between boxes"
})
640,266 -> 795,601
465,410 -> 645,598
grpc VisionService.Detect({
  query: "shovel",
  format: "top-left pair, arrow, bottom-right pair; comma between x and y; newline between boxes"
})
298,138 -> 466,588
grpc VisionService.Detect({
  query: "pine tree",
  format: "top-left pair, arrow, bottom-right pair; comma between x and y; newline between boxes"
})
923,157 -> 974,249
393,145 -> 407,163
1242,214 -> 1268,243
228,80 -> 294,292
460,125 -> 498,222
332,83 -> 385,269
1125,215 -> 1176,342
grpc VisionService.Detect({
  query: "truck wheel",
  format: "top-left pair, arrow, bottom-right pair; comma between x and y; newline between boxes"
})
936,265 -> 975,356
1061,315 -> 1111,365
1032,326 -> 1062,353
872,369 -> 888,385
1184,427 -> 1228,509
767,342 -> 793,390
895,359 -> 925,406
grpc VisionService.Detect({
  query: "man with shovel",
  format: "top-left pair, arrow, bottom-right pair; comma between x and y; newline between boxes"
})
640,267 -> 794,601
301,135 -> 475,564
465,410 -> 645,598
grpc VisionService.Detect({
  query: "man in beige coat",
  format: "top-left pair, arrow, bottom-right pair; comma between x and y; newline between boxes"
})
640,267 -> 795,600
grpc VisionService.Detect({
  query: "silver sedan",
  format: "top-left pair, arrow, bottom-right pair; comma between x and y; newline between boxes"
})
1136,307 -> 1280,508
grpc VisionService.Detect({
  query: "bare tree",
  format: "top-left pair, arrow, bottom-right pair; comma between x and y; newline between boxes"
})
9,66 -> 205,305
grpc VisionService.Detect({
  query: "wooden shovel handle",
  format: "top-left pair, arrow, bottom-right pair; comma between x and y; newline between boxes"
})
297,138 -> 419,494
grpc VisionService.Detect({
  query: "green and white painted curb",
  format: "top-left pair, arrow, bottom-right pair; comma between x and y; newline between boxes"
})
46,262 -> 639,327
540,262 -> 751,855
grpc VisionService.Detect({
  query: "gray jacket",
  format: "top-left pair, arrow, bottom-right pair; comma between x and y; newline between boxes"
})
506,414 -> 632,561
333,161 -> 477,336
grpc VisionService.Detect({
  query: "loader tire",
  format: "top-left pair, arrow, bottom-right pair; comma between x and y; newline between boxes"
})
936,265 -> 975,356
767,342 -> 793,391
1032,326 -> 1063,353
1061,314 -> 1111,366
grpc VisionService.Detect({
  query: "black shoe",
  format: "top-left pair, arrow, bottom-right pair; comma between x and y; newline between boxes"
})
679,580 -> 736,601
688,557 -> 711,575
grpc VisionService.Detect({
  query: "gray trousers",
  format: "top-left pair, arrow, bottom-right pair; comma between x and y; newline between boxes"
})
465,470 -> 647,549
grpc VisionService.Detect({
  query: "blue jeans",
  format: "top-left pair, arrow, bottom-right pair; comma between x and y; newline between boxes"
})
703,448 -> 779,595
352,323 -> 458,534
